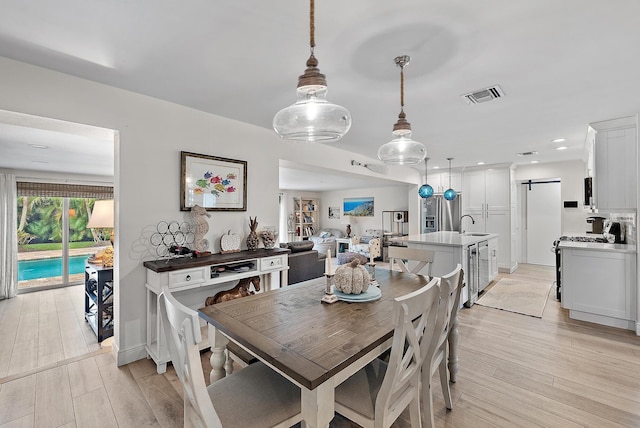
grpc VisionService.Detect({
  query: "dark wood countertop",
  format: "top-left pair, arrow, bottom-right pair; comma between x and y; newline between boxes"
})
143,248 -> 290,272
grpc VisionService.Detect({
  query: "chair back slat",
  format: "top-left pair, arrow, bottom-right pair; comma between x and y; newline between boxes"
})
375,276 -> 441,424
159,289 -> 222,428
435,264 -> 463,353
388,246 -> 435,276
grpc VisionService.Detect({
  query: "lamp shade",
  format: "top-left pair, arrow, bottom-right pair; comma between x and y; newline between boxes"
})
273,87 -> 352,143
341,215 -> 351,225
419,184 -> 434,198
87,200 -> 114,229
444,188 -> 457,201
378,134 -> 426,165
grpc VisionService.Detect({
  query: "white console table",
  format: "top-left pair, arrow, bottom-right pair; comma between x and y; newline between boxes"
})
144,248 -> 290,374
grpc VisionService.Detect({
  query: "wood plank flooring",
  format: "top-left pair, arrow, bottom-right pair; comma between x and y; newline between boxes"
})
0,264 -> 639,427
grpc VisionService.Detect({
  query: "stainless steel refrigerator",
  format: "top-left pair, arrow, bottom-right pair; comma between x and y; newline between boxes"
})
421,195 -> 461,233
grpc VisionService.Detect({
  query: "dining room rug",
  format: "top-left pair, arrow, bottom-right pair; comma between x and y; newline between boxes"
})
475,277 -> 553,318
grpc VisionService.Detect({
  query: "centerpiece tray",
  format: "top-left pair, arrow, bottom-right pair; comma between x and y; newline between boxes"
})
333,286 -> 381,302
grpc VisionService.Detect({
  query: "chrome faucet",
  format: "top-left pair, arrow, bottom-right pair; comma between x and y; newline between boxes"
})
459,214 -> 476,234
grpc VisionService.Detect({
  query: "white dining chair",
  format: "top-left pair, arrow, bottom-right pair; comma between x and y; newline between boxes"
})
158,289 -> 302,428
334,276 -> 444,428
421,264 -> 463,428
388,246 -> 435,277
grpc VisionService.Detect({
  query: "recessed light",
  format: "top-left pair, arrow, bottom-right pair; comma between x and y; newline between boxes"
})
552,138 -> 566,143
29,144 -> 49,149
477,162 -> 485,165
433,166 -> 440,169
32,160 -> 49,164
556,146 -> 568,150
531,160 -> 539,164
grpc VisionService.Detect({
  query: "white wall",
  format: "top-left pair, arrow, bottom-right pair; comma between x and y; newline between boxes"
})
0,57 -> 421,365
515,160 -> 588,235
320,186 -> 411,236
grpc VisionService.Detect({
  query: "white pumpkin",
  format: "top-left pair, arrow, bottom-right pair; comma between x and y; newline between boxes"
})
220,230 -> 241,254
334,259 -> 370,294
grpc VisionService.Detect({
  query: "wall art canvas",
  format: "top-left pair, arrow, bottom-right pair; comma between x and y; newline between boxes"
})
343,197 -> 374,217
328,206 -> 340,219
181,151 -> 247,211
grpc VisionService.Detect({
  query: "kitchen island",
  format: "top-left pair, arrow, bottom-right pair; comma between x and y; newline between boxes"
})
390,231 -> 499,306
559,239 -> 638,333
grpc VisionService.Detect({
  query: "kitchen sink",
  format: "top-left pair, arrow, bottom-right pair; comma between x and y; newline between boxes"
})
463,233 -> 490,236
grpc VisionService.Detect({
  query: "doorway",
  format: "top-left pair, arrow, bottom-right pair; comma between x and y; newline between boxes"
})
520,179 -> 561,266
0,110 -> 117,378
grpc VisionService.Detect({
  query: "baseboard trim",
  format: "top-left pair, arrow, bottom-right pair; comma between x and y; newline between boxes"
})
115,343 -> 148,367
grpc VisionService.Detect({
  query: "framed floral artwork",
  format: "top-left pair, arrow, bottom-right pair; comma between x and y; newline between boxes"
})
180,151 -> 247,211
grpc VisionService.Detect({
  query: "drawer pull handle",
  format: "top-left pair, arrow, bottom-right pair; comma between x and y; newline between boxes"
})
270,261 -> 275,266
186,275 -> 191,281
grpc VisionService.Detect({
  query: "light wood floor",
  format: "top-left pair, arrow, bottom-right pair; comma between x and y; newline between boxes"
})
1,264 -> 639,427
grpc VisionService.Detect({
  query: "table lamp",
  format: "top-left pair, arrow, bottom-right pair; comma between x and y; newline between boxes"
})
87,200 -> 114,245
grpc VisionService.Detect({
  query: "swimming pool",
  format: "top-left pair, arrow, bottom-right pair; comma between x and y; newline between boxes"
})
18,255 -> 90,281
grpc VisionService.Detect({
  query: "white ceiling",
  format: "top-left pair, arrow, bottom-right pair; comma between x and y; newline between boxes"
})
1,1 -> 640,189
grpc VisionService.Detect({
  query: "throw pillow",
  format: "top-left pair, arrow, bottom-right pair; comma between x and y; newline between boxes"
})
319,231 -> 329,238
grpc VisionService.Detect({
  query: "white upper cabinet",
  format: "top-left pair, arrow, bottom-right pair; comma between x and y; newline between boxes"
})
591,116 -> 637,211
462,167 -> 510,211
426,172 -> 462,194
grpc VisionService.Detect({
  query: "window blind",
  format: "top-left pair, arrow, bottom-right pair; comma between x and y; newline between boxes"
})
17,182 -> 113,199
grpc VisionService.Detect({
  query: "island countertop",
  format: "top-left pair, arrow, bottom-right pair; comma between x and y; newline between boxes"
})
390,231 -> 499,247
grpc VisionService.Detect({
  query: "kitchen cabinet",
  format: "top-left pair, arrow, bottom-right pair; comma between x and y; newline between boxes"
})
462,168 -> 510,211
488,237 -> 498,281
391,231 -> 499,307
590,116 -> 637,211
427,171 -> 462,194
561,244 -> 637,331
462,166 -> 516,272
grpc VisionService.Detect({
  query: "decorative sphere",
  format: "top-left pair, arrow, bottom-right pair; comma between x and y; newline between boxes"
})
418,184 -> 434,198
444,188 -> 457,201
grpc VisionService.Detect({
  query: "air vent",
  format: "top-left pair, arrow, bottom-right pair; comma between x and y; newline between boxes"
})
461,85 -> 505,104
517,151 -> 539,156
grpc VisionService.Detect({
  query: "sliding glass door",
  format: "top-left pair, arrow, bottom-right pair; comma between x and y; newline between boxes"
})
16,183 -> 113,293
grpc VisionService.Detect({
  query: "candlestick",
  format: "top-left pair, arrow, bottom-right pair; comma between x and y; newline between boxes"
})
321,274 -> 338,304
326,249 -> 332,275
367,261 -> 379,287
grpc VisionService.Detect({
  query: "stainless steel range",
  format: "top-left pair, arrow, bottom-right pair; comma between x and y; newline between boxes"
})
552,235 -> 607,300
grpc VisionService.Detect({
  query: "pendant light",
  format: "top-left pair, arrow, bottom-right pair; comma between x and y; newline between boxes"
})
418,157 -> 434,198
378,55 -> 426,165
273,0 -> 352,143
444,157 -> 457,201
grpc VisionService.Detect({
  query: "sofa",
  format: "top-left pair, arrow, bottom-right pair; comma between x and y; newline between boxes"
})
350,229 -> 383,261
280,241 -> 327,285
308,228 -> 345,256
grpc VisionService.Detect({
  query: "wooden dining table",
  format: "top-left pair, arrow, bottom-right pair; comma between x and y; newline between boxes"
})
197,268 -> 435,428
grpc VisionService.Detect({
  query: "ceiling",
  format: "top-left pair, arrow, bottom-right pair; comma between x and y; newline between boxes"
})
1,1 -> 640,189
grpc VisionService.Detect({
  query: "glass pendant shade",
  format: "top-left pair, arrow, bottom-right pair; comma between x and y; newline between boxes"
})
444,188 -> 457,201
378,132 -> 426,165
419,184 -> 434,198
273,87 -> 352,142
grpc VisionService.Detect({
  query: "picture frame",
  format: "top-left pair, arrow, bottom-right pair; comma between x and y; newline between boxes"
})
180,151 -> 247,211
328,206 -> 340,219
343,197 -> 374,217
